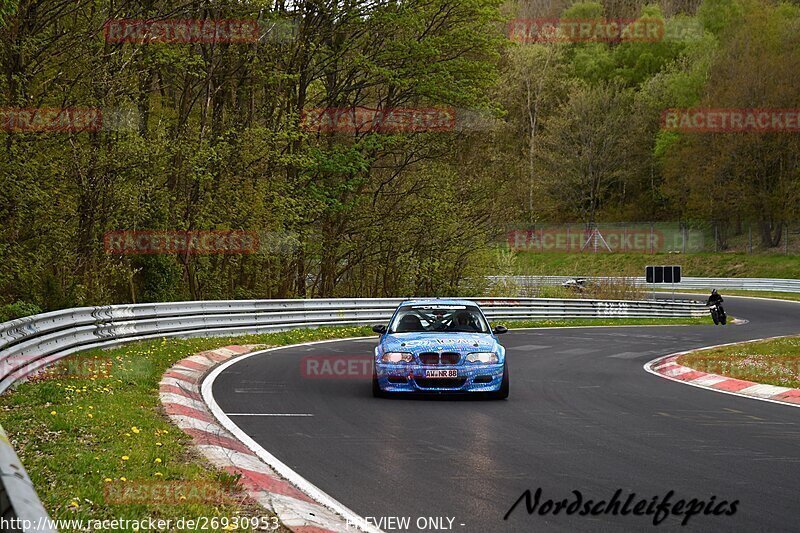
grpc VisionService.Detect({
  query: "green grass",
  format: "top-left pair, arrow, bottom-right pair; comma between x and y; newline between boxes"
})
655,288 -> 800,303
711,290 -> 800,302
678,336 -> 800,388
513,251 -> 800,278
502,317 -> 711,328
0,317 -> 711,527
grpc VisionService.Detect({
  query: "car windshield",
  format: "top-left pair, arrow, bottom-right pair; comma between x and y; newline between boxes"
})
389,305 -> 490,334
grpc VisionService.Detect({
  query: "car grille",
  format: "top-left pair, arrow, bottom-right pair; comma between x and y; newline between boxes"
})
418,352 -> 461,365
415,378 -> 467,389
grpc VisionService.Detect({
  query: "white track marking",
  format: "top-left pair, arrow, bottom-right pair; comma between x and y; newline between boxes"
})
227,413 -> 314,417
691,374 -> 729,387
737,384 -> 793,399
202,337 -> 384,533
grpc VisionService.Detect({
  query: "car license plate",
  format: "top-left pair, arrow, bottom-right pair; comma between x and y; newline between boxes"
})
425,369 -> 458,378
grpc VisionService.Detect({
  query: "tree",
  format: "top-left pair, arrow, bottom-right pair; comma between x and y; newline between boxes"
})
661,1 -> 800,248
534,81 -> 638,224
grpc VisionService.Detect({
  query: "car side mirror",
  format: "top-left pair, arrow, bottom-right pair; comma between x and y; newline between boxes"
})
372,324 -> 387,335
493,325 -> 508,335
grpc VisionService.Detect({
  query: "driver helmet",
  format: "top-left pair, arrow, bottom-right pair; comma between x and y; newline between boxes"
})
452,311 -> 470,325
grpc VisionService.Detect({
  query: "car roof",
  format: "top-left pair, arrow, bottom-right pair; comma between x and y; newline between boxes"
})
399,299 -> 479,307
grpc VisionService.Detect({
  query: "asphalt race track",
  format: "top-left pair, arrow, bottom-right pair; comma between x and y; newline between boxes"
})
212,296 -> 800,532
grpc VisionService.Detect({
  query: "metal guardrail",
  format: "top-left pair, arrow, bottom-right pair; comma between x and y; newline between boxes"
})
0,424 -> 56,532
0,296 -> 706,531
489,276 -> 800,293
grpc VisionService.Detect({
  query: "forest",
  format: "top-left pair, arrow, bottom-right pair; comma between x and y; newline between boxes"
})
0,0 -> 798,313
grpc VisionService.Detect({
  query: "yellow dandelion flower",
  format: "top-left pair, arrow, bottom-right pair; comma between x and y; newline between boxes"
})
154,458 -> 162,463
50,411 -> 57,416
121,456 -> 129,461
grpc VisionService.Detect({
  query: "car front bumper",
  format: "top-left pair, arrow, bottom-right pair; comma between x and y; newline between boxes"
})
375,362 -> 504,393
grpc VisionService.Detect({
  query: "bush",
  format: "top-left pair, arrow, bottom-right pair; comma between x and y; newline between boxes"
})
0,301 -> 43,323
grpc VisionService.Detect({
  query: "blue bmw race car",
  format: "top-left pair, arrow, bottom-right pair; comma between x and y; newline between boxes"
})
371,300 -> 509,399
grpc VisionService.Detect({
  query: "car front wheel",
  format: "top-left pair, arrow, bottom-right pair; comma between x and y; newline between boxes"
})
491,361 -> 509,400
372,367 -> 387,398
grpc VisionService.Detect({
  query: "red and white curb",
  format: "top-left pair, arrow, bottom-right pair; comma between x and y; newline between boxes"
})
160,344 -> 380,533
644,335 -> 800,408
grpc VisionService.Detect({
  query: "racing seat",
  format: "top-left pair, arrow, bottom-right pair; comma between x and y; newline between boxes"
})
396,314 -> 424,332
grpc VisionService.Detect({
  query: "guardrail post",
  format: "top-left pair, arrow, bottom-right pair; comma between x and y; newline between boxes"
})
785,223 -> 789,255
567,226 -> 570,252
682,223 -> 686,254
622,226 -> 627,252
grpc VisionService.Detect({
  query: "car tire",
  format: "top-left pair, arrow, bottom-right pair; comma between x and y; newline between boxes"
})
491,361 -> 509,400
372,368 -> 387,398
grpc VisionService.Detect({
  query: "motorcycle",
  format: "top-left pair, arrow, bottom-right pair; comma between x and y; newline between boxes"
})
708,302 -> 727,325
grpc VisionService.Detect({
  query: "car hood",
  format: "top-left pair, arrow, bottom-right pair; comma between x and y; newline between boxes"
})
380,332 -> 499,354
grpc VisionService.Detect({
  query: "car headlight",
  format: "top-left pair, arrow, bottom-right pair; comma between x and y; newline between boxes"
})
381,352 -> 413,363
466,352 -> 499,364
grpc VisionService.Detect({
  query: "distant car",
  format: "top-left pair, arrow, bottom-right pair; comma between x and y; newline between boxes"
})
371,300 -> 509,399
561,277 -> 595,292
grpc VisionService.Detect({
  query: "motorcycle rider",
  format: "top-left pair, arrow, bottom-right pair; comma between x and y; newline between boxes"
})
707,289 -> 724,314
